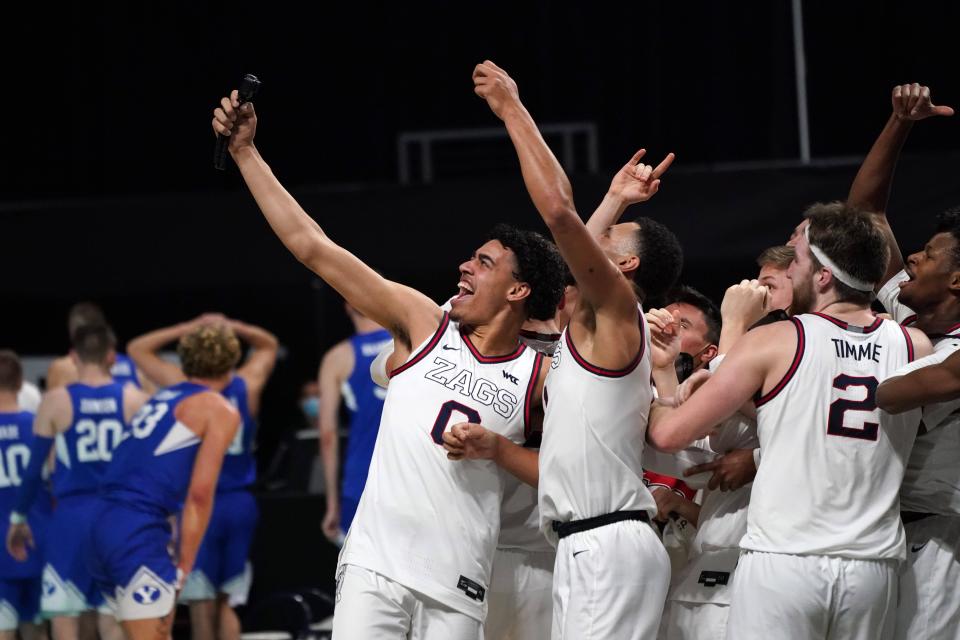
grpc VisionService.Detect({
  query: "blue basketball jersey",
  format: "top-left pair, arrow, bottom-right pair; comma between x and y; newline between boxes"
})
217,376 -> 257,492
0,411 -> 52,577
110,353 -> 141,389
53,383 -> 126,499
101,381 -> 208,515
341,329 -> 391,500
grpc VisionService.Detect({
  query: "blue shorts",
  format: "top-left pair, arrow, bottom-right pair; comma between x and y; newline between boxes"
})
0,577 -> 42,630
180,489 -> 258,605
87,500 -> 177,622
42,495 -> 102,615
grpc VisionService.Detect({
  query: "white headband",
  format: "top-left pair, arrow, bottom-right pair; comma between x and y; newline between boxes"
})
805,225 -> 874,292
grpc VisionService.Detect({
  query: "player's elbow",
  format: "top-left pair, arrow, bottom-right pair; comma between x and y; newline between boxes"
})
288,230 -> 330,268
185,483 -> 216,513
646,424 -> 685,454
540,200 -> 578,229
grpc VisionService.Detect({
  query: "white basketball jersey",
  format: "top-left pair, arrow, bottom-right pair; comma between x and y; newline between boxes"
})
876,270 -> 960,516
338,313 -> 542,621
743,313 -> 921,560
538,310 -> 657,544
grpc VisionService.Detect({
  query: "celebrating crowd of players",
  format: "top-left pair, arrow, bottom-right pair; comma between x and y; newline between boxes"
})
1,63 -> 958,640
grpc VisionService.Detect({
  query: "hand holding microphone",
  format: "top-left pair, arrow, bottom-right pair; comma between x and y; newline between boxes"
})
212,74 -> 261,170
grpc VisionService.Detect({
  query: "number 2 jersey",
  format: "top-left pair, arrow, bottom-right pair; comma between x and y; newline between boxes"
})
338,313 -> 544,622
744,313 -> 921,560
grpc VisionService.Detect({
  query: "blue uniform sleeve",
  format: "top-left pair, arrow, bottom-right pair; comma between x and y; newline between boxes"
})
12,435 -> 54,517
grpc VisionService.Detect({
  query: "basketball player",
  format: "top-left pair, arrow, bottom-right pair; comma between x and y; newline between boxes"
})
648,203 -> 932,639
127,315 -> 277,640
7,326 -> 150,640
212,77 -> 565,638
840,82 -> 960,640
317,304 -> 391,543
87,324 -> 241,640
451,61 -> 683,639
46,304 -> 148,392
0,351 -> 50,640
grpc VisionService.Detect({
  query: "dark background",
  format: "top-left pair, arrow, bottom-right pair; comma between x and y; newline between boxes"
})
2,0 -> 959,600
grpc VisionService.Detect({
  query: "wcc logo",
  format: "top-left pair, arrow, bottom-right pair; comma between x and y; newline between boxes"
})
133,584 -> 161,605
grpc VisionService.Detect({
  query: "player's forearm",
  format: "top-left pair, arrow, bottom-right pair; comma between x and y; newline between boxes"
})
670,499 -> 701,528
848,114 -> 913,215
652,366 -> 679,399
878,367 -> 960,413
319,424 -> 340,508
231,321 -> 278,352
177,495 -> 214,577
500,105 -> 578,229
493,435 -> 539,487
128,326 -> 190,387
717,321 -> 749,356
585,192 -> 629,237
231,146 -> 332,266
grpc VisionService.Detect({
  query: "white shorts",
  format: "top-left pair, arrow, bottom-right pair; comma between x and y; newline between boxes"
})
102,567 -> 178,622
332,564 -> 481,640
660,602 -> 729,640
485,548 -> 554,640
552,519 -> 670,640
894,515 -> 960,640
726,551 -> 897,640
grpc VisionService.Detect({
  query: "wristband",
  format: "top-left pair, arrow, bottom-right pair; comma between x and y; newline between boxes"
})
9,511 -> 26,525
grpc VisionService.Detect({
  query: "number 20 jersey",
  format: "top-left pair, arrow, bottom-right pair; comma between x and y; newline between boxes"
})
745,313 -> 921,560
338,313 -> 543,622
53,383 -> 126,499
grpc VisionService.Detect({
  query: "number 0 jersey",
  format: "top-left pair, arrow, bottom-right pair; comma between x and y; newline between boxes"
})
338,313 -> 543,622
744,313 -> 920,560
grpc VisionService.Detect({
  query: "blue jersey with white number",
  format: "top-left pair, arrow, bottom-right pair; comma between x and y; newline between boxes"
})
0,411 -> 52,577
101,381 -> 208,515
110,353 -> 141,389
53,383 -> 126,499
217,376 -> 257,492
341,329 -> 391,501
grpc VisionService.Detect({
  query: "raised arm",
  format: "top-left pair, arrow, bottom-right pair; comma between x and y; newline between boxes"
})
878,345 -> 960,413
128,321 -> 194,387
231,319 -> 279,415
176,393 -> 240,580
472,61 -> 635,316
317,340 -> 353,542
585,149 -> 674,237
848,83 -> 954,287
212,92 -> 441,353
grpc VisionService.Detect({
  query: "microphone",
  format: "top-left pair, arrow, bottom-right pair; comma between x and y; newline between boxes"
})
214,74 -> 262,171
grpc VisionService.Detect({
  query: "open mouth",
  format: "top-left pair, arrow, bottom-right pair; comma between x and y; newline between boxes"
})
899,268 -> 916,288
454,280 -> 475,301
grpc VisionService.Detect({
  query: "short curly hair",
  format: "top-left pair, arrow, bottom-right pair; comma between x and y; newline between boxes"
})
633,217 -> 684,307
934,207 -> 960,268
177,325 -> 241,379
487,224 -> 567,321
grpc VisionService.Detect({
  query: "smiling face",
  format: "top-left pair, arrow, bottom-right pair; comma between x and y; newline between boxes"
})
899,232 -> 960,310
449,239 -> 529,325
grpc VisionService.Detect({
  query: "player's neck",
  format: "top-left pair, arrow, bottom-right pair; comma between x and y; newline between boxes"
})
187,374 -> 231,392
0,392 -> 18,412
522,317 -> 561,336
812,298 -> 873,324
462,312 -> 524,356
914,296 -> 960,336
77,362 -> 113,385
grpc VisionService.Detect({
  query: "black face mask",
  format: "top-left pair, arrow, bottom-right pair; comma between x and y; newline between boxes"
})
674,352 -> 695,383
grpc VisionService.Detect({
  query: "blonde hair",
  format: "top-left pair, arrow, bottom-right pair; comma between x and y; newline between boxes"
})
756,245 -> 795,270
177,325 -> 241,379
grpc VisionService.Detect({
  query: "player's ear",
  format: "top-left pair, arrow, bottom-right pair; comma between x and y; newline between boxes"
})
507,281 -> 531,304
948,269 -> 960,293
68,350 -> 80,367
700,344 -> 719,365
618,254 -> 640,278
105,349 -> 117,367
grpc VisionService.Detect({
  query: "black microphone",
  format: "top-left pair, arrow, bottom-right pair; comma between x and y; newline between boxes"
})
214,74 -> 262,171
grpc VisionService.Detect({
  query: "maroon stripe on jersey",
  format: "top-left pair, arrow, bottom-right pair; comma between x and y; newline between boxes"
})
755,317 -> 805,408
565,328 -> 644,378
900,325 -> 915,362
388,312 -> 450,379
523,352 -> 545,439
900,314 -> 918,327
944,322 -> 960,336
810,312 -> 883,334
519,329 -> 562,343
460,331 -> 526,364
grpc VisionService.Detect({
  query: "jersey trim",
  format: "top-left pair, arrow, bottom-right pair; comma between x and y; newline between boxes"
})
563,309 -> 646,378
522,352 -> 545,440
388,313 -> 450,379
900,314 -> 918,327
460,331 -> 526,364
755,317 -> 805,408
810,312 -> 883,334
519,329 -> 562,344
900,325 -> 915,363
